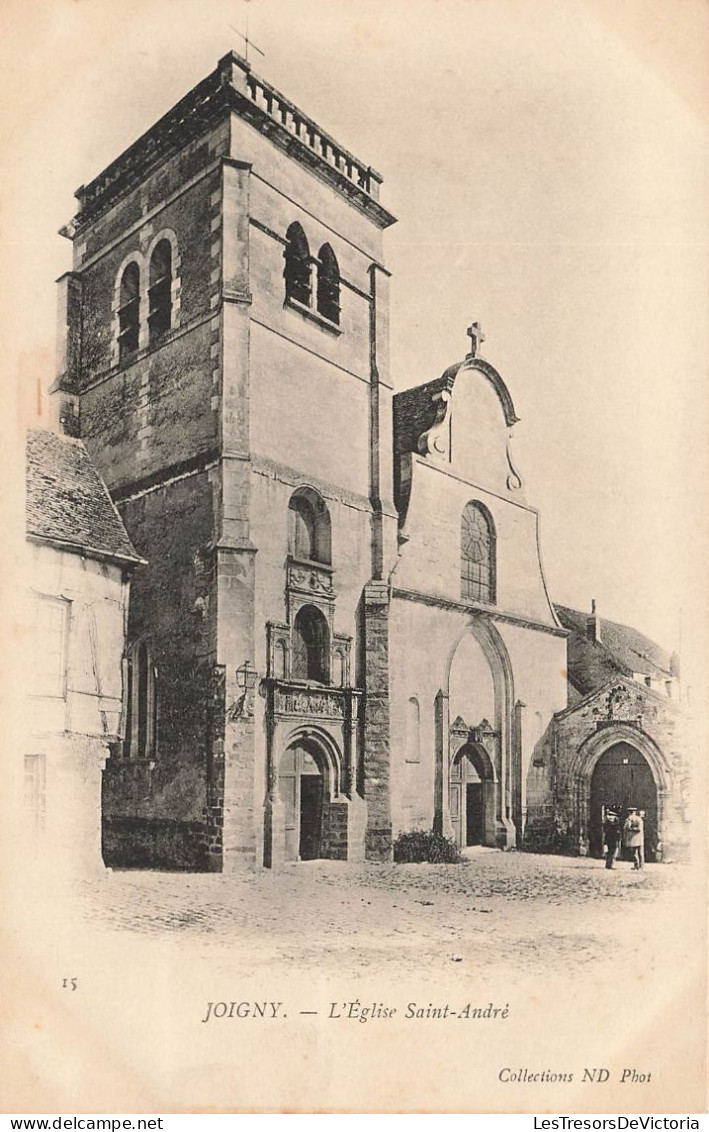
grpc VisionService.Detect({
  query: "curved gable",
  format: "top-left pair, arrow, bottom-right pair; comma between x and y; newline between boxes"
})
462,357 -> 519,427
447,359 -> 522,495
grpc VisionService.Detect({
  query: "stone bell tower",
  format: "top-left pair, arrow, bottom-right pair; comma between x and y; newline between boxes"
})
52,51 -> 398,869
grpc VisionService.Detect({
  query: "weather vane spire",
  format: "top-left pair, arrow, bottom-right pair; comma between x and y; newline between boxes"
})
230,0 -> 265,65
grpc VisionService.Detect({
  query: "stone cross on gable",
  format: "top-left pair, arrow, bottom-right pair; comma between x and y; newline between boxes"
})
466,321 -> 485,358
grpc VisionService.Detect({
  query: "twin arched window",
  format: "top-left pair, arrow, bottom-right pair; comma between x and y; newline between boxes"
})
284,222 -> 311,307
461,502 -> 496,603
118,261 -> 140,361
284,223 -> 340,325
316,243 -> 340,324
148,239 -> 172,342
117,237 -> 175,362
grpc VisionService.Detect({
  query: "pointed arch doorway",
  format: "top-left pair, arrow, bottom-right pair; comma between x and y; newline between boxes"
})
439,615 -> 517,848
450,744 -> 496,848
589,742 -> 658,861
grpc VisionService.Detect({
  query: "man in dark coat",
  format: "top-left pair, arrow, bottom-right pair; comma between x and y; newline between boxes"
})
602,808 -> 621,869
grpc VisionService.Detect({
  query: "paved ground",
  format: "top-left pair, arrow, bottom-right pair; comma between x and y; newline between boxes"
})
68,848 -> 697,982
7,849 -> 704,1113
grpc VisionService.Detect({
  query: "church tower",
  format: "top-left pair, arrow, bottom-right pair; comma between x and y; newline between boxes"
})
52,52 -> 397,869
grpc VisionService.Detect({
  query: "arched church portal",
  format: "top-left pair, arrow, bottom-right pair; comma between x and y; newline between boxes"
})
439,618 -> 516,848
450,744 -> 497,848
278,738 -> 331,861
589,742 -> 659,861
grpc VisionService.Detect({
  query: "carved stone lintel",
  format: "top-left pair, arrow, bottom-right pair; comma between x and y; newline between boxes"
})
275,685 -> 345,720
287,559 -> 335,599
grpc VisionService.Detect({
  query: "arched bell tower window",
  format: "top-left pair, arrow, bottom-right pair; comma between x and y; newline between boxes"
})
288,487 -> 332,565
118,261 -> 140,362
461,501 -> 496,604
148,238 -> 172,343
284,222 -> 311,307
316,244 -> 340,324
292,605 -> 330,683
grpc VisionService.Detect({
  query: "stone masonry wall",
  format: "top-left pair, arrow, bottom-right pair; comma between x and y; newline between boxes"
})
362,581 -> 392,860
75,143 -> 226,495
102,471 -> 219,869
322,801 -> 349,861
69,123 -> 231,870
544,682 -> 689,857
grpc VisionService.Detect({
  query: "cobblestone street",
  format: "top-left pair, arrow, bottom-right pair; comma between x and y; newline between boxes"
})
67,849 -> 697,981
8,849 -> 704,1113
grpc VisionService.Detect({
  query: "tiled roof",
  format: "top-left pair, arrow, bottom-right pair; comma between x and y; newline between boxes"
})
393,374 -> 452,461
554,604 -> 672,697
26,428 -> 142,565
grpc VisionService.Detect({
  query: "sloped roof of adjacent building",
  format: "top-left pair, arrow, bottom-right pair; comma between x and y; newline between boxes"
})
554,604 -> 672,698
26,427 -> 142,566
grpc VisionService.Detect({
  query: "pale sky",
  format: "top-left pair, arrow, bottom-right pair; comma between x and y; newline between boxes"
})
2,0 -> 707,680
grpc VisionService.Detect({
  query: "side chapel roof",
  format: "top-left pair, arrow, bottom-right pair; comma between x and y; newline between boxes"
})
26,427 -> 143,566
554,604 -> 673,699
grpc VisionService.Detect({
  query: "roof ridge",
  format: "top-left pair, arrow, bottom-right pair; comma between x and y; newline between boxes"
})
26,428 -> 142,567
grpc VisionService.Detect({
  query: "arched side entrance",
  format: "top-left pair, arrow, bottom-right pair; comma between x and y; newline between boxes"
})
570,724 -> 671,862
589,743 -> 658,861
271,729 -> 347,864
450,743 -> 496,848
279,741 -> 327,860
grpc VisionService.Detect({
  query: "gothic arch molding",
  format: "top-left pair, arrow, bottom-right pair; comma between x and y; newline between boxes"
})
568,723 -> 674,860
453,740 -> 496,782
572,723 -> 671,795
279,723 -> 343,798
443,615 -> 515,740
437,614 -> 518,846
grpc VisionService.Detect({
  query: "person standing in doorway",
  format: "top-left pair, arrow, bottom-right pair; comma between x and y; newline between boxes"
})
603,808 -> 621,869
623,807 -> 645,869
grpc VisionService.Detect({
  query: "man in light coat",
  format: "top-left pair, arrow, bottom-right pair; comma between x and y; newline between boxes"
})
623,807 -> 645,870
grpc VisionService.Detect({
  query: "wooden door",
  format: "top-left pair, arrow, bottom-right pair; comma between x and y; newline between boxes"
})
450,757 -> 463,846
590,743 -> 658,860
278,747 -> 298,861
466,782 -> 483,846
299,774 -> 323,860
